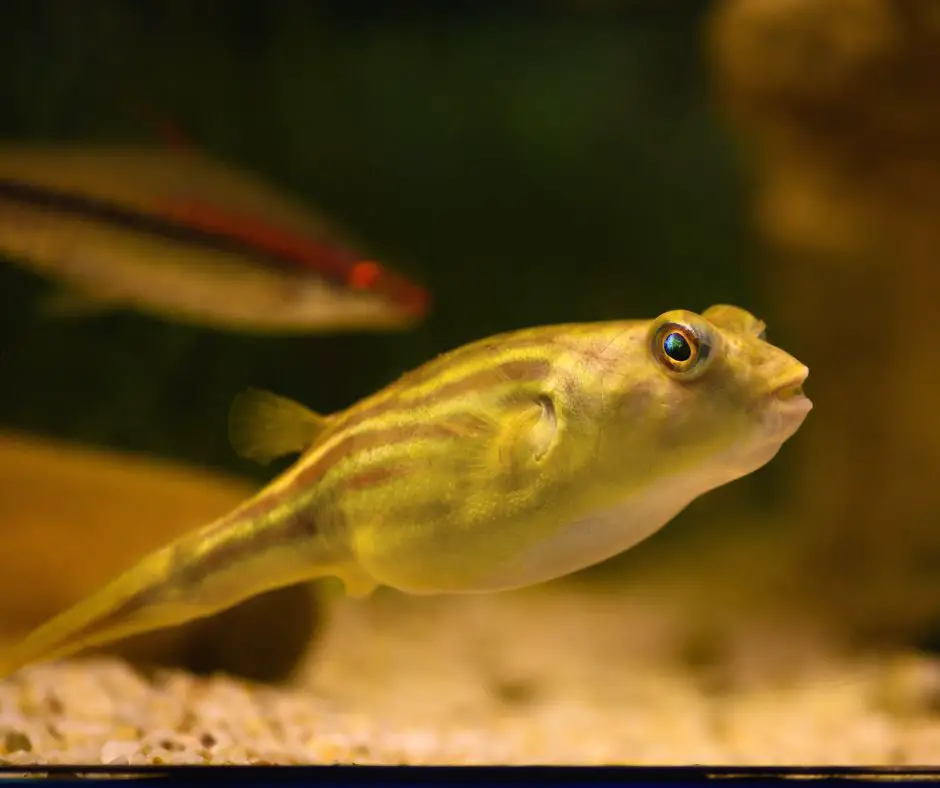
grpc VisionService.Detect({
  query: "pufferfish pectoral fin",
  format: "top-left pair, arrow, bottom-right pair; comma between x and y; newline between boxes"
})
228,388 -> 330,465
430,391 -> 560,481
493,393 -> 560,474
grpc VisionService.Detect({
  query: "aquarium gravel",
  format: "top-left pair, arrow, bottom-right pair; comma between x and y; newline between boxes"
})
1,583 -> 939,766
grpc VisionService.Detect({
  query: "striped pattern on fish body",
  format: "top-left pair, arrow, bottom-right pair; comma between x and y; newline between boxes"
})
0,305 -> 812,677
264,322 -> 637,590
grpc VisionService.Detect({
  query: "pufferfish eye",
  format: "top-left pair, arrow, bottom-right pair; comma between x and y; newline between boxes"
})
651,321 -> 713,378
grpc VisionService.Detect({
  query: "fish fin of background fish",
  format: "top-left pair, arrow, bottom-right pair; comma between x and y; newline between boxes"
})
36,288 -> 122,320
229,388 -> 330,465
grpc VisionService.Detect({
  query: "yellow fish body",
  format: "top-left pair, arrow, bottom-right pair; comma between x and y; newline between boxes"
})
0,304 -> 811,676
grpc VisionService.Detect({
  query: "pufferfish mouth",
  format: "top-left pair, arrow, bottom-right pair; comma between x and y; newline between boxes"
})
770,368 -> 810,406
774,381 -> 805,401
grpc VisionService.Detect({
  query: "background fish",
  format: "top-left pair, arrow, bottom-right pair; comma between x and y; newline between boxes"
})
0,144 -> 430,334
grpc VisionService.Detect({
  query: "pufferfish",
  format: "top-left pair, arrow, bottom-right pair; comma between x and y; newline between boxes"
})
0,304 -> 810,677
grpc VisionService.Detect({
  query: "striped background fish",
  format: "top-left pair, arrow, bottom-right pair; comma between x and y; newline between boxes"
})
0,144 -> 429,334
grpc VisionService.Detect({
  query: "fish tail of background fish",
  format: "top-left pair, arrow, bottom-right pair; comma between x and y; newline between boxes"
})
0,487 -> 352,678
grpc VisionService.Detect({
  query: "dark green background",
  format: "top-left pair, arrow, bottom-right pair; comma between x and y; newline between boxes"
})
0,1 -> 761,508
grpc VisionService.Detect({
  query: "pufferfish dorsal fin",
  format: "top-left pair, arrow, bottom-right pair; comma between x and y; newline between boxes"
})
702,304 -> 767,339
228,388 -> 330,465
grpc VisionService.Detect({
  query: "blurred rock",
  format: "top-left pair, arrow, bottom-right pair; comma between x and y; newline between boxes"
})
0,431 -> 322,683
708,0 -> 940,642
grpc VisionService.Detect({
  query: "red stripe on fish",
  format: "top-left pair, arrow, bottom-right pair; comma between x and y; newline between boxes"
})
161,199 -> 430,318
